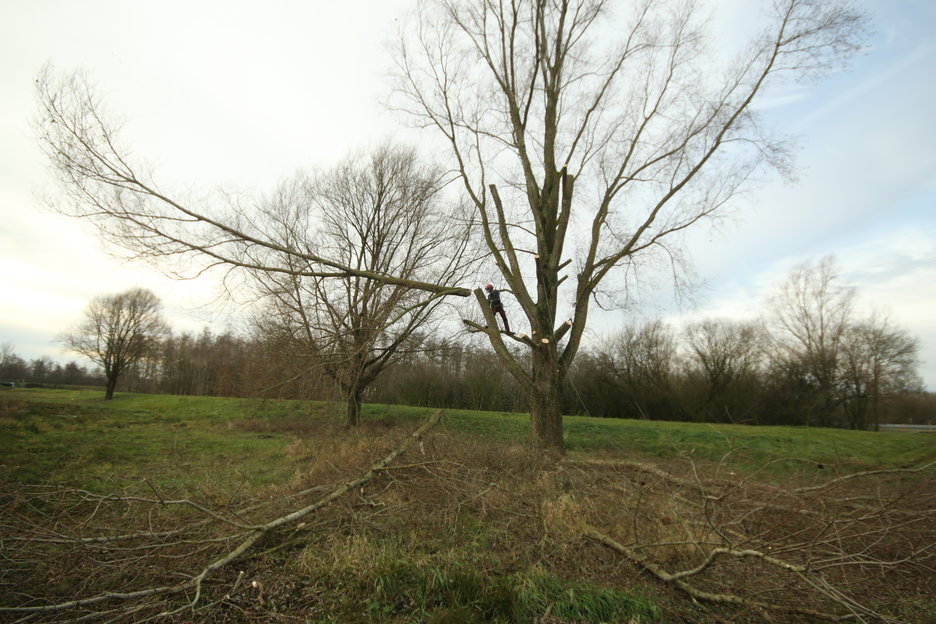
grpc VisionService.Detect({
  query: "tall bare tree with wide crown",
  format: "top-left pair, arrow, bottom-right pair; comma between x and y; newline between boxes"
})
391,0 -> 866,451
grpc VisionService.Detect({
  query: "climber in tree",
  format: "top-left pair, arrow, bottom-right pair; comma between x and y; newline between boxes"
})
484,284 -> 511,333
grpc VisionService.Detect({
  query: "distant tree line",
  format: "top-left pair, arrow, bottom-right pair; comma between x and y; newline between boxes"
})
378,322 -> 933,429
1,343 -> 103,387
8,318 -> 932,428
379,258 -> 934,429
8,259 -> 933,429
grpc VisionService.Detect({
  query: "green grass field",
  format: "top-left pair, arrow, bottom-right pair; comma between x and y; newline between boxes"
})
3,388 -> 932,491
2,388 -> 934,624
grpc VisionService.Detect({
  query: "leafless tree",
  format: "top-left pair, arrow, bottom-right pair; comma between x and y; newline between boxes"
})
0,342 -> 15,364
765,257 -> 925,430
605,320 -> 680,419
59,287 -> 168,399
0,345 -> 28,382
839,313 -> 921,431
246,145 -> 475,425
684,318 -> 766,419
391,0 -> 867,450
767,256 -> 856,426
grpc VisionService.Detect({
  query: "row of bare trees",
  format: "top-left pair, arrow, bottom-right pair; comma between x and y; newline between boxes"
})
36,0 -> 869,452
566,322 -> 924,429
46,257 -> 929,430
571,257 -> 924,429
0,343 -> 103,387
371,255 -> 929,429
24,250 -> 926,428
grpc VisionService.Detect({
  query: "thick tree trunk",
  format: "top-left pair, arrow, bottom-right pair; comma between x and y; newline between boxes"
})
104,376 -> 117,400
345,384 -> 362,427
530,348 -> 564,453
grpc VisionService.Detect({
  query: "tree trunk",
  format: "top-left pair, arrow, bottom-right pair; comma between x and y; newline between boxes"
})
104,375 -> 117,400
530,347 -> 564,453
345,384 -> 362,428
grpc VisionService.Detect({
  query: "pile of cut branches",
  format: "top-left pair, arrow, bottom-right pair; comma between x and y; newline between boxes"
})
563,455 -> 936,623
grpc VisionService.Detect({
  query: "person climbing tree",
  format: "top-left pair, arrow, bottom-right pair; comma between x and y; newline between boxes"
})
484,284 -> 511,333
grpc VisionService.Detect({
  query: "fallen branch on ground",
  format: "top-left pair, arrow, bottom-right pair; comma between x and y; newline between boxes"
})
582,523 -> 857,622
566,454 -> 934,624
0,410 -> 443,620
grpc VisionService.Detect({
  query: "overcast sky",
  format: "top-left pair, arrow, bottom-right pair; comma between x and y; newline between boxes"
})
1,0 -> 935,389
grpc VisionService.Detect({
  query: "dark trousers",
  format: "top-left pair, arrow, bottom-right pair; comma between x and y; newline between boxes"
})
492,304 -> 510,332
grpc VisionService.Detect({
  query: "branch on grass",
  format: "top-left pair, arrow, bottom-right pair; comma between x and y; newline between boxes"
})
582,523 -> 856,622
0,410 -> 443,618
574,452 -> 934,624
562,458 -> 699,490
795,460 -> 936,494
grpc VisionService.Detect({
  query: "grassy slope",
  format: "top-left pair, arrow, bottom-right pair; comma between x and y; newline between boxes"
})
2,389 -> 934,624
1,390 -> 303,493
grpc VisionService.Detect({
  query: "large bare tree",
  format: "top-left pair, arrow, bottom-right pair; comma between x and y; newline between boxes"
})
392,0 -> 866,449
248,144 -> 474,426
36,0 -> 865,452
59,287 -> 168,399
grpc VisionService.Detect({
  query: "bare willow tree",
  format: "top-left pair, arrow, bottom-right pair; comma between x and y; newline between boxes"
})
247,145 -> 475,426
59,287 -> 168,399
391,0 -> 867,451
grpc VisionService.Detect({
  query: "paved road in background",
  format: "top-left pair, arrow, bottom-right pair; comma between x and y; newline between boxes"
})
879,424 -> 936,432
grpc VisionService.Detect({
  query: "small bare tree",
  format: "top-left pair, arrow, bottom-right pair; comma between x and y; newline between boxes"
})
839,313 -> 921,430
607,320 -> 680,419
59,287 -> 168,399
247,145 -> 475,425
684,318 -> 766,420
767,256 -> 855,426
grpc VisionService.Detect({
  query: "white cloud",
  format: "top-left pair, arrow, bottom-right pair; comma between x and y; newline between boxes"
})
664,224 -> 936,389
